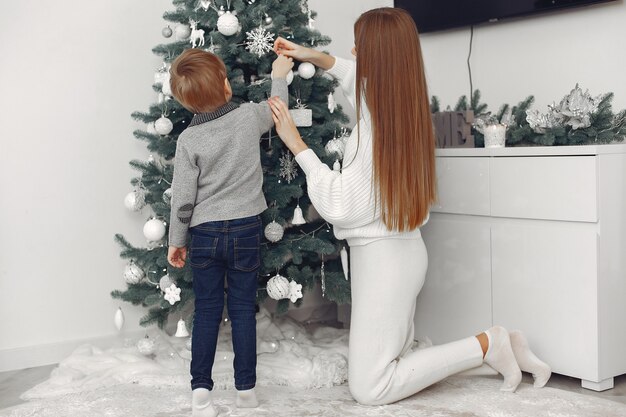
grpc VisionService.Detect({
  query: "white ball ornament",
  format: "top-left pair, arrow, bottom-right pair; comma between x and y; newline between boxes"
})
154,115 -> 173,135
298,62 -> 316,80
143,218 -> 166,241
217,12 -> 239,36
162,26 -> 173,38
271,69 -> 294,85
137,336 -> 156,356
175,24 -> 191,40
124,262 -> 145,284
266,274 -> 291,300
264,221 -> 284,242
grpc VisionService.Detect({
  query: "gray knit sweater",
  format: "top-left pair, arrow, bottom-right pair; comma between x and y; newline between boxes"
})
168,79 -> 288,247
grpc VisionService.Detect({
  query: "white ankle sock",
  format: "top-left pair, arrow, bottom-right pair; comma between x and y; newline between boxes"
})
192,388 -> 218,417
236,388 -> 259,408
509,330 -> 551,388
483,326 -> 522,392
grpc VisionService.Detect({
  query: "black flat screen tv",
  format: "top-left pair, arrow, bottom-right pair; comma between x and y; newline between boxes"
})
394,0 -> 618,34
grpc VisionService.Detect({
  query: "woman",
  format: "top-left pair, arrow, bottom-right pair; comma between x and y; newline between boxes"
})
269,7 -> 551,406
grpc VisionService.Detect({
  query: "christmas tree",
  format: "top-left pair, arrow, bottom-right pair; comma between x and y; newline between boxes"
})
112,0 -> 351,329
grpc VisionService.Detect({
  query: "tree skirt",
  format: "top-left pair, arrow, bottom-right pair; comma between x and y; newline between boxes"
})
3,308 -> 625,417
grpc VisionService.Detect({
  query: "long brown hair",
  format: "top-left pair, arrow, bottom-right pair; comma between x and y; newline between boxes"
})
354,8 -> 436,231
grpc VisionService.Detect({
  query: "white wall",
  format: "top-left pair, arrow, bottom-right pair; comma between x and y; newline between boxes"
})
2,0 -> 624,372
0,0 -> 172,371
419,1 -> 626,112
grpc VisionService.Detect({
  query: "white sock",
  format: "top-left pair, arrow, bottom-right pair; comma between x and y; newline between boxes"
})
509,330 -> 551,388
483,326 -> 522,392
192,388 -> 218,417
236,388 -> 259,408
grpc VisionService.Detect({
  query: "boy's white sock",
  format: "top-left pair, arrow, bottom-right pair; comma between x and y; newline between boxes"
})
509,330 -> 552,388
192,388 -> 218,417
236,388 -> 259,408
484,326 -> 522,392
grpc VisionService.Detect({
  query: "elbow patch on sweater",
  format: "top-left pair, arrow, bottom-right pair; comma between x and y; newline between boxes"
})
177,204 -> 194,224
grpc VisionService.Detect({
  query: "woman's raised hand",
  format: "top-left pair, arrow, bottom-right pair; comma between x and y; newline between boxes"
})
274,37 -> 313,61
268,97 -> 309,156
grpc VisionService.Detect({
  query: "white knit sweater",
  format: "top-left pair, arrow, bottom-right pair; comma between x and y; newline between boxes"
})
295,56 -> 425,246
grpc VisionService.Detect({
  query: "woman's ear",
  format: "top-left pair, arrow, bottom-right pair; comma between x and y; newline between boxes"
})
224,78 -> 232,101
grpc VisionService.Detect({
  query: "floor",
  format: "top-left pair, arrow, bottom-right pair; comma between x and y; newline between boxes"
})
1,364 -> 625,411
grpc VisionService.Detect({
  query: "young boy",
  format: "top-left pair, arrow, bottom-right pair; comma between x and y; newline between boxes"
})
166,48 -> 292,417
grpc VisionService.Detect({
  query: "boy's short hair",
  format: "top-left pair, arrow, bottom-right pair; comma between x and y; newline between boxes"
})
169,49 -> 228,114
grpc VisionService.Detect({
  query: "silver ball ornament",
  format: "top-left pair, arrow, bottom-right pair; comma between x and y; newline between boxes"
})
143,218 -> 166,241
217,12 -> 239,36
264,221 -> 284,242
175,24 -> 191,40
154,115 -> 173,135
124,262 -> 145,284
298,62 -> 316,80
124,189 -> 146,211
162,26 -> 173,38
162,188 -> 173,204
159,274 -> 174,292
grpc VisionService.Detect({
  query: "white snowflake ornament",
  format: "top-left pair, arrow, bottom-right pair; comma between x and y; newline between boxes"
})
289,280 -> 303,303
245,27 -> 275,57
164,283 -> 181,305
279,151 -> 298,183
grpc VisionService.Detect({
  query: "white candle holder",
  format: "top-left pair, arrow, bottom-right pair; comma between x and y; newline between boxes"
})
484,124 -> 507,148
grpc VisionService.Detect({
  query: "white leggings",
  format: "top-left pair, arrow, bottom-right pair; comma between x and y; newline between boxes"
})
348,234 -> 484,405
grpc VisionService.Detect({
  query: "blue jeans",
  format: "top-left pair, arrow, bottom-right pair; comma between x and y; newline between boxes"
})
189,215 -> 261,391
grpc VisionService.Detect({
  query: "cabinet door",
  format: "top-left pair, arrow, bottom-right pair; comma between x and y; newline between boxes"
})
432,157 -> 490,216
490,156 -> 597,222
415,214 -> 492,344
492,222 -> 599,381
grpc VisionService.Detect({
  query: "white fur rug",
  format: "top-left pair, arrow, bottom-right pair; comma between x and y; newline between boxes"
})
2,308 -> 625,417
3,375 -> 626,417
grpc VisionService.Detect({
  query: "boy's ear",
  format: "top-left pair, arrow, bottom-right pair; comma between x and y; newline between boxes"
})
224,78 -> 232,100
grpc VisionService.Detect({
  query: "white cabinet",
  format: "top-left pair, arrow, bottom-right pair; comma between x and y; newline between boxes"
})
415,145 -> 626,391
